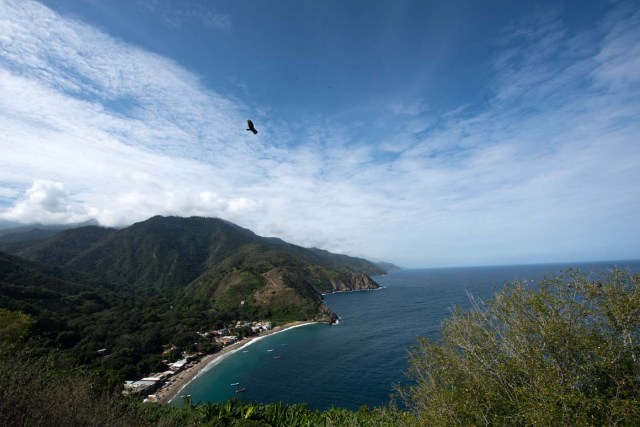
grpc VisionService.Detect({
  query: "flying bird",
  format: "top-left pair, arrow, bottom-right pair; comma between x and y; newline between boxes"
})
246,119 -> 258,135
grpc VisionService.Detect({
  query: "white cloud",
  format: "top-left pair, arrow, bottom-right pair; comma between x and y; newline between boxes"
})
137,0 -> 232,31
0,180 -> 92,224
0,0 -> 639,267
593,6 -> 640,90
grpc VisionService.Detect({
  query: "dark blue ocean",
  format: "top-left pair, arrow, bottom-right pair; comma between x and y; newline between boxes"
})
174,260 -> 640,410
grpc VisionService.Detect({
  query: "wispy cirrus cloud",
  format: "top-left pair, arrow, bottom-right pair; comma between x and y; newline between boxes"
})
136,0 -> 231,31
337,2 -> 640,265
0,0 -> 638,266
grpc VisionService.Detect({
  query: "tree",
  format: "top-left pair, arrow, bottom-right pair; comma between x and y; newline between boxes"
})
399,269 -> 640,426
0,308 -> 34,348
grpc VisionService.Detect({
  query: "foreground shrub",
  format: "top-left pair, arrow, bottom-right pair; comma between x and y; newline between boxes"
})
399,269 -> 640,426
0,346 -> 144,426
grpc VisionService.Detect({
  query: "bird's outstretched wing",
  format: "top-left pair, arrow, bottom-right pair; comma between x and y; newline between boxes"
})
246,120 -> 258,135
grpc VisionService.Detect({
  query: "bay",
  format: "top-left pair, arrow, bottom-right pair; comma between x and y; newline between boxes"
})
175,260 -> 640,410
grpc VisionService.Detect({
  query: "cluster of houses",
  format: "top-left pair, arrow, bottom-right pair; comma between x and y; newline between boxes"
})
122,320 -> 272,400
123,354 -> 200,399
202,320 -> 272,345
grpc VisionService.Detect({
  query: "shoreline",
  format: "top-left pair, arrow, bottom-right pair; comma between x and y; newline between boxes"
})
321,286 -> 385,296
156,321 -> 317,404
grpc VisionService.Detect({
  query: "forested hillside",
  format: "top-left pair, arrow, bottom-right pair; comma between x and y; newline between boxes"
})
0,216 -> 384,378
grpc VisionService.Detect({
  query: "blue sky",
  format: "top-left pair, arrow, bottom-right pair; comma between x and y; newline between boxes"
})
1,0 -> 639,268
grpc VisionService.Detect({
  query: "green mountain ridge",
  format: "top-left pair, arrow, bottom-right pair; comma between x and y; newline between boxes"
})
0,215 -> 385,377
1,215 -> 384,291
374,261 -> 403,272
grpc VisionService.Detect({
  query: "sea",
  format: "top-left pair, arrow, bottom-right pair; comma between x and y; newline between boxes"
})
173,260 -> 640,410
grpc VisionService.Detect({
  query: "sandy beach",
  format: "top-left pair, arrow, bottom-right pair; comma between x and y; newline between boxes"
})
156,321 -> 316,404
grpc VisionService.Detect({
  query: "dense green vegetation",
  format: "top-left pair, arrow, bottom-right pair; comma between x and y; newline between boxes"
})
2,217 -> 638,425
136,397 -> 400,426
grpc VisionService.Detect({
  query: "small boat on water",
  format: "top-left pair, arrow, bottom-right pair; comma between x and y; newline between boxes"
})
267,349 -> 273,352
273,355 -> 281,359
235,387 -> 247,393
230,382 -> 240,386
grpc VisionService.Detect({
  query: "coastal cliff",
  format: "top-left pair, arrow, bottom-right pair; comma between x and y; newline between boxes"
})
315,305 -> 340,323
326,272 -> 381,293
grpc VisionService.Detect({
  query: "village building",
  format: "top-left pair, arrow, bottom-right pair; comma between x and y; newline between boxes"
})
123,380 -> 159,396
217,335 -> 239,345
169,358 -> 188,371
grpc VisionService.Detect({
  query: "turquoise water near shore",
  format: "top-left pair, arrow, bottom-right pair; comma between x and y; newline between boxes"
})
175,260 -> 640,410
